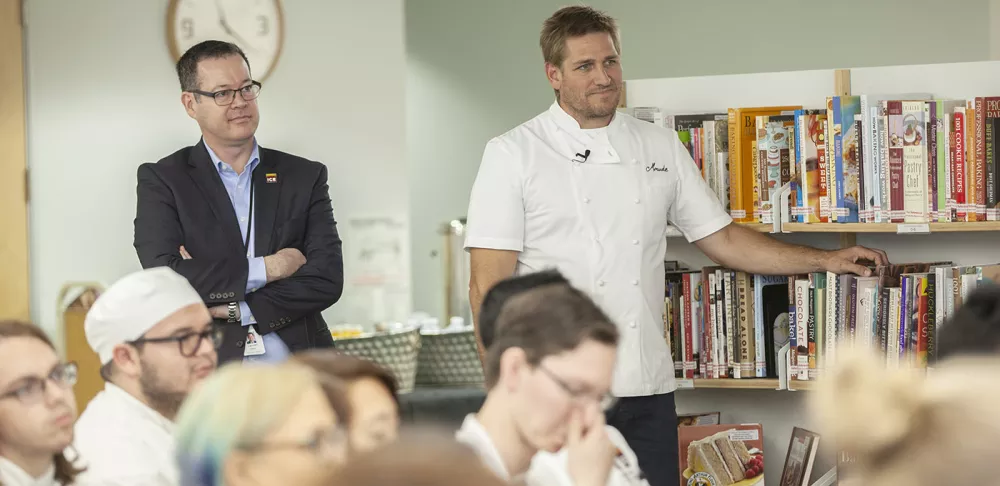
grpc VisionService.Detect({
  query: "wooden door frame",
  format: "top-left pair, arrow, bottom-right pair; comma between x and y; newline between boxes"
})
0,0 -> 31,321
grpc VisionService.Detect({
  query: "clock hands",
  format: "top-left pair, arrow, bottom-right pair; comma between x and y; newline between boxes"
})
214,0 -> 259,53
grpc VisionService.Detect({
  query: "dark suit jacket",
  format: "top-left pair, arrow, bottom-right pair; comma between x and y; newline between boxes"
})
133,140 -> 342,363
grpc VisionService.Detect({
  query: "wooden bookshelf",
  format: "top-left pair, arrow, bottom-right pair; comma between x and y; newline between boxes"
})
782,222 -> 1000,234
683,378 -> 781,390
787,380 -> 819,391
740,223 -> 774,233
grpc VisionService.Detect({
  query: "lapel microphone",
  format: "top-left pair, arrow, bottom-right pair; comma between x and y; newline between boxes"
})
574,149 -> 591,163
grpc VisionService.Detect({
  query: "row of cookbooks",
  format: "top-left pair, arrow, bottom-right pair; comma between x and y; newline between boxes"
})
677,411 -> 825,486
664,260 -> 1000,381
634,94 -> 1000,224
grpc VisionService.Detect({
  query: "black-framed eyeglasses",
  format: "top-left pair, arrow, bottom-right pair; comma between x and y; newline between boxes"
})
129,327 -> 223,357
538,365 -> 617,411
241,426 -> 347,457
188,81 -> 262,106
0,362 -> 78,405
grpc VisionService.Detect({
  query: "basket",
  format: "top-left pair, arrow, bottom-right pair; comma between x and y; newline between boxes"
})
415,329 -> 484,387
332,327 -> 422,394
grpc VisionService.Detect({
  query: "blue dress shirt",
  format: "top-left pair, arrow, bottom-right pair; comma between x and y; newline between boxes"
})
204,140 -> 290,363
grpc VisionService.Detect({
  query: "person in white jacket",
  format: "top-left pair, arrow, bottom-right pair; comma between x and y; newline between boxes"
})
0,320 -> 82,486
73,267 -> 218,486
457,272 -> 648,486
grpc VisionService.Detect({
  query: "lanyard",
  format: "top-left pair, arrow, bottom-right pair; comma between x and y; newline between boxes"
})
244,168 -> 255,252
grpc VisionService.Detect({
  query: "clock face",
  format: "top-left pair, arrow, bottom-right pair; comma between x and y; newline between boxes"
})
168,0 -> 284,82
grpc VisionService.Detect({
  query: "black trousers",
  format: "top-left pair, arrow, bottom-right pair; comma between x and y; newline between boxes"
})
605,392 -> 679,486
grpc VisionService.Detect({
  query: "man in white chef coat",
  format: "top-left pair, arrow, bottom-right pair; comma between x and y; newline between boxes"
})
73,267 -> 219,486
464,6 -> 889,486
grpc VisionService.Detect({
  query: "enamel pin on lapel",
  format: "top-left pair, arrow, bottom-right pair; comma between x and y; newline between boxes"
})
265,173 -> 278,183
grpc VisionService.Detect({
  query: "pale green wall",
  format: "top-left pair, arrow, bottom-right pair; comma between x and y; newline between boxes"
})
406,0 -> 992,321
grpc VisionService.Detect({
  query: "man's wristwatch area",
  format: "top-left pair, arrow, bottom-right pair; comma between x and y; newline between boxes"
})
227,302 -> 238,322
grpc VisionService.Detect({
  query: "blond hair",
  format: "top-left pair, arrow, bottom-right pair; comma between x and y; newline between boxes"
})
175,361 -> 326,486
811,347 -> 1000,486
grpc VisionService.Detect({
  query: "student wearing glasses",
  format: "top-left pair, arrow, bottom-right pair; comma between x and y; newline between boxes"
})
175,361 -> 348,486
457,276 -> 646,486
133,39 -> 344,365
0,321 -> 82,486
73,267 -> 218,486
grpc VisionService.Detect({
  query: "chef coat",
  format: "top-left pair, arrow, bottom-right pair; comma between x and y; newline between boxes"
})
465,102 -> 731,396
455,414 -> 648,486
72,383 -> 177,486
0,457 -> 58,486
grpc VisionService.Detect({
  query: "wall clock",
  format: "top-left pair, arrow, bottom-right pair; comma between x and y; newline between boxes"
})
167,0 -> 284,82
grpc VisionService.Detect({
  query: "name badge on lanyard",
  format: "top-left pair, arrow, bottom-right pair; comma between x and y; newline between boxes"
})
244,325 -> 266,356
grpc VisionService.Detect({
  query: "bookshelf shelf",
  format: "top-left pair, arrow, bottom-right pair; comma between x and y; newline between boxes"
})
685,378 -> 781,390
782,222 -> 1000,233
787,380 -> 819,391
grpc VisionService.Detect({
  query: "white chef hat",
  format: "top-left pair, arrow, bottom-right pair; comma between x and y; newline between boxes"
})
85,267 -> 205,365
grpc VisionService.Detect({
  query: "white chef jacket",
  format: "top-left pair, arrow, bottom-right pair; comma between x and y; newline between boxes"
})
465,102 -> 732,396
0,457 -> 58,486
455,414 -> 648,486
72,383 -> 177,486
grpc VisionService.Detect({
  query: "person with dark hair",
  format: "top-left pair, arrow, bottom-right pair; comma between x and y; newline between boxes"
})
464,6 -> 889,486
0,320 -> 82,486
475,269 -> 569,359
458,279 -> 647,486
134,39 -> 344,365
935,284 -> 1000,362
293,351 -> 399,454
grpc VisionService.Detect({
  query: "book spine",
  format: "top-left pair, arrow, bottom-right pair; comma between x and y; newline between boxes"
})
849,278 -> 858,343
737,272 -> 751,377
917,276 -> 929,367
825,272 -> 838,368
753,277 -> 766,377
795,279 -> 810,380
682,274 -> 693,379
833,97 -> 847,222
879,287 -> 891,358
716,269 -> 728,378
926,273 -> 937,363
724,271 -> 736,377
888,101 -> 905,222
856,115 -> 868,222
954,109 -> 967,220
827,98 -> 838,222
819,119 -> 830,221
708,273 -> 717,378
789,277 -> 798,379
727,109 -> 745,221
900,277 -> 910,364
986,98 -> 1000,219
902,101 -> 929,223
870,105 -> 883,222
924,101 -> 938,221
753,120 -> 763,222
807,275 -> 817,379
976,99 -> 987,220
936,104 -> 948,222
880,101 -> 892,222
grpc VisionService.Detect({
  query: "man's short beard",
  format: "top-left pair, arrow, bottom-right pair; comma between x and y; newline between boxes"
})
138,358 -> 187,421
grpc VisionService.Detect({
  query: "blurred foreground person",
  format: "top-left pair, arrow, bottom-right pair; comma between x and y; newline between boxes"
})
175,361 -> 346,486
461,276 -> 646,486
0,321 -> 81,486
811,346 -> 1000,486
936,284 -> 1000,362
74,267 -> 217,485
326,428 -> 508,486
293,351 -> 399,453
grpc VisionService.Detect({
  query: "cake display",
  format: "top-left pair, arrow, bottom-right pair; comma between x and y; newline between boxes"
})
679,424 -> 764,486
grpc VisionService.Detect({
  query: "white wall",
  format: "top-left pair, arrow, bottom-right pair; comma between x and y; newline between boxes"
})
24,0 -> 408,343
406,0 -> 993,321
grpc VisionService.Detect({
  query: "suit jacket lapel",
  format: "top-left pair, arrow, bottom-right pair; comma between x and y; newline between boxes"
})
186,140 -> 245,252
253,148 -> 281,256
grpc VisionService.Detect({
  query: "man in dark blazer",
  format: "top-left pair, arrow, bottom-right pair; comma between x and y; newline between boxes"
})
134,40 -> 343,364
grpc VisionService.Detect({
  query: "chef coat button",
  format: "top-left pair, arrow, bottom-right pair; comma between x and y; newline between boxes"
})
583,197 -> 590,203
633,198 -> 640,204
631,280 -> 639,286
632,239 -> 639,245
631,158 -> 638,164
598,280 -> 606,287
629,321 -> 637,328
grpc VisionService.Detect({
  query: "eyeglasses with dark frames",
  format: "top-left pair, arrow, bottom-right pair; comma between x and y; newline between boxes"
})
187,81 -> 262,106
129,327 -> 223,357
537,365 -> 617,411
0,362 -> 78,405
241,426 -> 348,457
